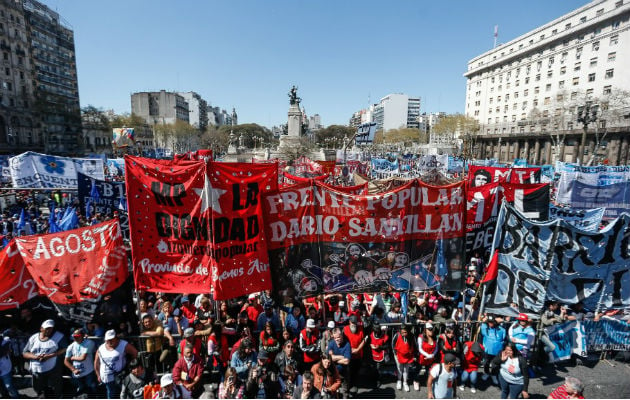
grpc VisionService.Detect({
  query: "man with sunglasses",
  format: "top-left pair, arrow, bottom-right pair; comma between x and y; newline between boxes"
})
275,340 -> 300,374
64,328 -> 97,397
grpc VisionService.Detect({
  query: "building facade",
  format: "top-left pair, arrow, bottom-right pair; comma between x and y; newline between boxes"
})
418,112 -> 447,134
352,94 -> 420,132
131,90 -> 190,126
178,91 -> 208,131
0,0 -> 81,155
464,0 -> 630,165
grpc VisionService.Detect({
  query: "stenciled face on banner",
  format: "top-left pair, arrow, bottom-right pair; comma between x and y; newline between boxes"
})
263,180 -> 466,297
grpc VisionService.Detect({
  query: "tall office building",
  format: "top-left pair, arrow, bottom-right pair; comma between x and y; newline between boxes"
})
464,0 -> 630,165
0,0 -> 81,155
131,90 -> 190,125
178,91 -> 208,131
352,94 -> 420,132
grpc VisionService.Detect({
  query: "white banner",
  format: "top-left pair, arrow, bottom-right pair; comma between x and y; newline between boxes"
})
545,321 -> 587,362
9,152 -> 105,188
556,164 -> 630,204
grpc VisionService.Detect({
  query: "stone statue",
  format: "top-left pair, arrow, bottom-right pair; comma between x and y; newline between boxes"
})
288,85 -> 301,106
228,131 -> 237,147
238,133 -> 244,148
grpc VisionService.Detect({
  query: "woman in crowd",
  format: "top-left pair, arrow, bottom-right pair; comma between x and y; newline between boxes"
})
490,342 -> 530,399
259,321 -> 281,364
311,353 -> 342,398
415,321 -> 438,391
392,324 -> 415,392
218,367 -> 244,399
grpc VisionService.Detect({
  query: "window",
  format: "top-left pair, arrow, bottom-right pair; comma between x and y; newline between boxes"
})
19,71 -> 23,79
526,64 -> 531,75
514,92 -> 519,98
580,16 -> 587,23
2,52 -> 7,61
537,61 -> 542,71
546,84 -> 552,91
571,92 -> 577,100
596,8 -> 604,16
560,66 -> 566,75
557,94 -> 564,101
592,41 -> 599,51
497,96 -> 502,102
577,34 -> 584,42
491,77 -> 495,83
574,62 -> 581,71
525,77 -> 530,84
552,29 -> 558,35
592,28 -> 601,37
573,77 -> 580,85
608,52 -> 616,61
561,52 -> 568,63
565,23 -> 572,30
612,20 -> 620,29
544,97 -> 551,105
540,34 -> 545,41
603,85 -> 612,95
547,70 -> 553,78
559,80 -> 565,89
505,94 -> 510,101
512,115 -> 517,122
498,85 -> 502,91
586,88 -> 594,96
535,74 -> 541,81
523,89 -> 528,96
605,69 -> 614,79
489,97 -> 493,104
590,57 -> 598,67
548,56 -> 554,67
534,86 -> 540,94
616,1 -> 623,8
4,68 -> 8,76
588,73 -> 596,82
610,35 -> 618,45
533,99 -> 539,107
513,103 -> 517,110
522,101 -> 527,110
515,79 -> 520,87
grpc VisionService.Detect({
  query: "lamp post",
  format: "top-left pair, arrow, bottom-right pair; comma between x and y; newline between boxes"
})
576,102 -> 598,165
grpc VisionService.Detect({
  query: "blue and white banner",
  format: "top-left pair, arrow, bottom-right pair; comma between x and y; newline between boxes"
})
583,319 -> 630,351
448,156 -> 464,174
105,158 -> 125,177
513,158 -> 528,167
417,155 -> 448,174
548,205 -> 605,232
77,172 -> 128,239
484,203 -> 630,317
545,321 -> 587,361
556,164 -> 630,204
371,158 -> 399,178
9,152 -> 105,188
568,180 -> 630,219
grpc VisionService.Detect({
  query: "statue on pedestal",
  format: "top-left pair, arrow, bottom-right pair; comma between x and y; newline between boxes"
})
288,85 -> 301,106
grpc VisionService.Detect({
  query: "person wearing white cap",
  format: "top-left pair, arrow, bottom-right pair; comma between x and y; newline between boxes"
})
94,329 -> 138,398
299,319 -> 320,370
22,319 -> 65,398
154,373 -> 184,399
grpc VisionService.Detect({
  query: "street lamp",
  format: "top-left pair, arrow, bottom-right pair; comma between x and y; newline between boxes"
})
576,102 -> 598,165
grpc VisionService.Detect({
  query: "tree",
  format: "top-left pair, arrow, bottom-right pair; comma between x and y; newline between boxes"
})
154,120 -> 200,154
314,125 -> 354,148
81,105 -> 110,129
200,125 -> 229,155
431,114 -> 480,136
383,128 -> 427,145
279,138 -> 315,162
217,123 -> 273,149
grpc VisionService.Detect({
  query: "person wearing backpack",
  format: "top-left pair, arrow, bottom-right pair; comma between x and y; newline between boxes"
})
427,353 -> 458,399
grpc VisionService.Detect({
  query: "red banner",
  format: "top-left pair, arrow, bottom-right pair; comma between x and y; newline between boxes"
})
264,179 -> 466,295
316,161 -> 337,175
502,182 -> 550,220
126,156 -> 212,293
0,240 -> 37,310
208,162 -> 277,300
14,219 -> 127,321
468,165 -> 541,187
465,182 -> 503,259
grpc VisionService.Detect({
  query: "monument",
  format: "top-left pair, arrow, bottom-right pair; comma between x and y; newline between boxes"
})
279,85 -> 305,150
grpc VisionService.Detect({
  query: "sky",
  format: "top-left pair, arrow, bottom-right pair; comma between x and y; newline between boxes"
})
42,0 -> 590,128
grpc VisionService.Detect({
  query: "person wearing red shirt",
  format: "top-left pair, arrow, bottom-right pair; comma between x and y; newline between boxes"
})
244,294 -> 263,325
179,295 -> 197,322
299,319 -> 320,370
258,321 -> 280,365
459,341 -> 485,393
414,322 -> 438,391
343,315 -> 367,396
438,326 -> 462,362
393,324 -> 415,392
548,377 -> 585,399
172,343 -> 204,398
178,328 -> 202,359
369,322 -> 389,387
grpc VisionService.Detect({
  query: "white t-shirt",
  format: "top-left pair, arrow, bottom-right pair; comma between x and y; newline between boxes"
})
65,339 -> 95,377
23,333 -> 58,373
98,340 -> 128,383
430,363 -> 456,399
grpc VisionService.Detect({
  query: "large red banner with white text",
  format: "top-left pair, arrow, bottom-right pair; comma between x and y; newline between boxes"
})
126,156 -> 212,294
0,240 -> 37,310
468,165 -> 541,187
15,219 -> 127,321
207,162 -> 277,300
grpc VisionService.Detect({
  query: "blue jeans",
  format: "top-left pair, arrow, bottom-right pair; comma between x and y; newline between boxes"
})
460,370 -> 478,387
0,372 -> 19,398
72,372 -> 98,396
105,380 -> 121,399
498,373 -> 523,399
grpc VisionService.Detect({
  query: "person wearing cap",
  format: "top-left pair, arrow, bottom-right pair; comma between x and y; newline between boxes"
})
120,358 -> 156,399
508,313 -> 536,359
548,376 -> 585,399
319,321 -> 336,355
459,340 -> 485,393
154,373 -> 184,399
333,300 -> 348,325
369,321 -> 390,387
489,342 -> 530,399
481,314 -> 507,384
158,301 -> 189,340
285,305 -> 306,337
299,319 -> 321,370
243,293 -> 263,324
257,301 -> 282,334
179,295 -> 197,322
427,352 -> 458,399
178,327 -> 202,359
173,343 -> 205,398
22,319 -> 65,398
94,329 -> 138,398
415,322 -> 438,391
392,324 -> 415,392
64,328 -> 97,397
245,348 -> 280,399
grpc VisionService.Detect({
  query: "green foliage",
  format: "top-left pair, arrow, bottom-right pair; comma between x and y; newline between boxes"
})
383,128 -> 426,144
217,123 -> 273,148
315,125 -> 354,147
431,114 -> 479,136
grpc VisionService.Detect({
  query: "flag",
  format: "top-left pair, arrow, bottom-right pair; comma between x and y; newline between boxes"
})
436,238 -> 448,280
58,207 -> 79,231
86,198 -> 92,219
482,250 -> 499,284
118,197 -> 127,212
90,179 -> 100,200
48,203 -> 60,233
16,208 -> 26,231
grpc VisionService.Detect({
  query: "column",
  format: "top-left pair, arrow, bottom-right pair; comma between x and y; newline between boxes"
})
544,140 -> 552,165
533,140 -> 541,165
512,141 -> 520,162
522,141 -> 530,163
620,138 -> 629,165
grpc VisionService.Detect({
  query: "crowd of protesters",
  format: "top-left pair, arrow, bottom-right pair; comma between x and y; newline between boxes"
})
1,285 -> 608,399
